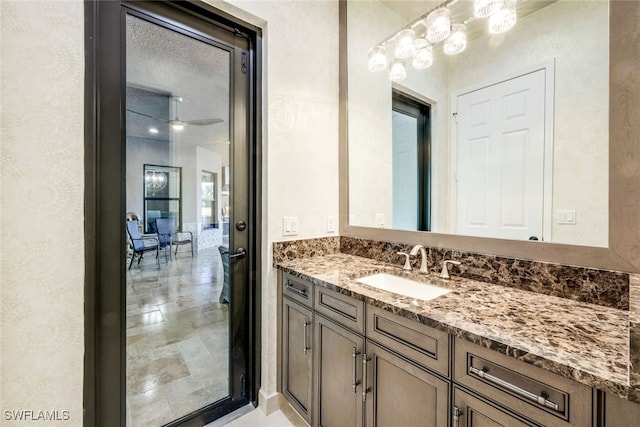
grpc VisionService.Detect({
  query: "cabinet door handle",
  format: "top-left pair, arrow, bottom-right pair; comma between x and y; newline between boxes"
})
286,283 -> 307,298
362,354 -> 371,402
303,319 -> 311,355
352,346 -> 361,393
470,366 -> 560,411
453,406 -> 463,427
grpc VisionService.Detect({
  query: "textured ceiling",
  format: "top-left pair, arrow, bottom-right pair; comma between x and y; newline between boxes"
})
126,14 -> 230,157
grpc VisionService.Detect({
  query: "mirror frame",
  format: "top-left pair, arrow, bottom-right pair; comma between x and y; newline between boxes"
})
339,0 -> 640,273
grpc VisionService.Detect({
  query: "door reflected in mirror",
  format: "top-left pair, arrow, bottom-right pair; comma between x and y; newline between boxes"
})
347,0 -> 608,247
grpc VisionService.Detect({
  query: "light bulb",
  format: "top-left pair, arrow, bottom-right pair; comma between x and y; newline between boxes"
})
394,29 -> 416,59
489,0 -> 517,34
444,24 -> 467,55
367,45 -> 387,72
388,59 -> 407,82
171,122 -> 185,131
412,38 -> 433,69
474,0 -> 504,18
425,7 -> 451,44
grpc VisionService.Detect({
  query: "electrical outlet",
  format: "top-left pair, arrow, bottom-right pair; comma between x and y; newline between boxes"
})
375,213 -> 385,228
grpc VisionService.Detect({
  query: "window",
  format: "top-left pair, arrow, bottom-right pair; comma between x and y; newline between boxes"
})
201,170 -> 218,229
143,164 -> 181,233
392,90 -> 431,231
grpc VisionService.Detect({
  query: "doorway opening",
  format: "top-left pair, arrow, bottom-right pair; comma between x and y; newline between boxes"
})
84,2 -> 261,426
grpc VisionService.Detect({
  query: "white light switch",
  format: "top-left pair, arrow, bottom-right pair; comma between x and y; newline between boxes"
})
327,216 -> 336,233
557,209 -> 577,225
375,213 -> 385,228
283,217 -> 299,236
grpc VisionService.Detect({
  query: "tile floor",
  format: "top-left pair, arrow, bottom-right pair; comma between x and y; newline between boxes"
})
126,247 -> 230,426
207,404 -> 307,427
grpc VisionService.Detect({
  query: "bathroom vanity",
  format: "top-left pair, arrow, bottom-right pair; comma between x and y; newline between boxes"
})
276,250 -> 640,427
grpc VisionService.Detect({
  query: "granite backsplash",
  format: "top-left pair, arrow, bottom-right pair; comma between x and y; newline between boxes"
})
273,236 -> 630,310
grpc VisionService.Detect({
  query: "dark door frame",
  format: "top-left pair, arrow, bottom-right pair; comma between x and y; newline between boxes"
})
83,1 -> 262,425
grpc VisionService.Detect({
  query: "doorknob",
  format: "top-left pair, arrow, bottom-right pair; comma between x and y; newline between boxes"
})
229,247 -> 246,260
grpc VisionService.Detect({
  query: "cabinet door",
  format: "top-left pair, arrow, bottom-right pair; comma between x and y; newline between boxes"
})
282,297 -> 313,424
453,387 -> 538,427
314,314 -> 364,427
364,341 -> 449,427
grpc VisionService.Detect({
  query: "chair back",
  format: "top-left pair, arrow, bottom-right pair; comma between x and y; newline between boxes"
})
155,218 -> 174,235
126,220 -> 145,251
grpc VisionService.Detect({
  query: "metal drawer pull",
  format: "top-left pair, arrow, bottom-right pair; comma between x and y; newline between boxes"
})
286,283 -> 307,298
453,406 -> 463,427
470,366 -> 560,411
362,354 -> 371,402
352,346 -> 361,393
303,319 -> 311,355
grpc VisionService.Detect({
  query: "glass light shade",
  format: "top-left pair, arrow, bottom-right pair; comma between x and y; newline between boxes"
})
388,59 -> 407,82
425,7 -> 451,44
489,0 -> 517,34
474,0 -> 504,18
444,23 -> 467,55
368,46 -> 387,72
412,38 -> 433,69
171,122 -> 185,131
394,29 -> 416,59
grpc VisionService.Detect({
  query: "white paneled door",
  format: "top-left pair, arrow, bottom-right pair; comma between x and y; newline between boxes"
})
455,69 -> 548,241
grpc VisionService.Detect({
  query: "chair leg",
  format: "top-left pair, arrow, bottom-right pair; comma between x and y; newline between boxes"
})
175,244 -> 179,256
155,247 -> 160,269
129,252 -> 135,270
190,240 -> 194,257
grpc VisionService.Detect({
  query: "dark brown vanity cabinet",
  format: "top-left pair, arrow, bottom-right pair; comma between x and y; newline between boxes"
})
453,387 -> 539,427
363,341 -> 449,427
281,274 -> 315,424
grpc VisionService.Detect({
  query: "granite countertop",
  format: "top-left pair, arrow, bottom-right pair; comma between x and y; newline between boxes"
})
275,253 -> 631,399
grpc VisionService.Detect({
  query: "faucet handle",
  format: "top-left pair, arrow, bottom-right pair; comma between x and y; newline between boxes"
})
440,260 -> 461,279
397,252 -> 412,271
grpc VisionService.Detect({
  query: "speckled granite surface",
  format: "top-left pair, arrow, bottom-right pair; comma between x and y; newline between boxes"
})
275,252 -> 639,402
273,236 -> 340,263
340,236 -> 630,310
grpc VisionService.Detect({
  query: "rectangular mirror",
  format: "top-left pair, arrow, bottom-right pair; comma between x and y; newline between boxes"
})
347,0 -> 609,247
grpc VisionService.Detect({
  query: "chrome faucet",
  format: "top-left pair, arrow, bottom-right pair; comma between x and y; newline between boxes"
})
396,252 -> 412,270
440,259 -> 461,279
410,244 -> 429,273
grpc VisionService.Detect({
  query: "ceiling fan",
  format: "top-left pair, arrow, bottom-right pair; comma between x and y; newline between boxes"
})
127,96 -> 223,130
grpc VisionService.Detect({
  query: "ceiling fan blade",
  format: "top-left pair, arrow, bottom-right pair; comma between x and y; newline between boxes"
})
126,108 -> 168,123
183,118 -> 224,126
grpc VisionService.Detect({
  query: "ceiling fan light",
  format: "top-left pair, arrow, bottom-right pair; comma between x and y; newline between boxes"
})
171,122 -> 185,131
425,7 -> 451,44
148,127 -> 159,134
474,0 -> 504,18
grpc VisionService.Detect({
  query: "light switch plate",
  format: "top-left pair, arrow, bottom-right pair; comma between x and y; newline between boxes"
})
283,217 -> 299,236
327,216 -> 336,233
557,209 -> 577,225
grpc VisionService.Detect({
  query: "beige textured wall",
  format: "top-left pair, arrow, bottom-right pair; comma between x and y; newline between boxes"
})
1,0 -> 85,425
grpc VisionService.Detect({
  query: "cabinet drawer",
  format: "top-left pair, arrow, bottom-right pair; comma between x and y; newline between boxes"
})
315,286 -> 365,334
453,386 -> 539,427
366,304 -> 449,377
454,338 -> 592,426
283,273 -> 313,308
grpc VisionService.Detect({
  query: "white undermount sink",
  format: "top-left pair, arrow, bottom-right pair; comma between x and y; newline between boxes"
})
356,273 -> 451,301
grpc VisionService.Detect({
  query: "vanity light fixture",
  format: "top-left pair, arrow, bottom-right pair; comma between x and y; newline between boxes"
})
368,45 -> 388,72
394,29 -> 416,59
444,23 -> 467,55
489,0 -> 517,33
367,0 -> 520,76
412,37 -> 433,69
389,59 -> 407,82
425,7 -> 451,44
474,0 -> 504,18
